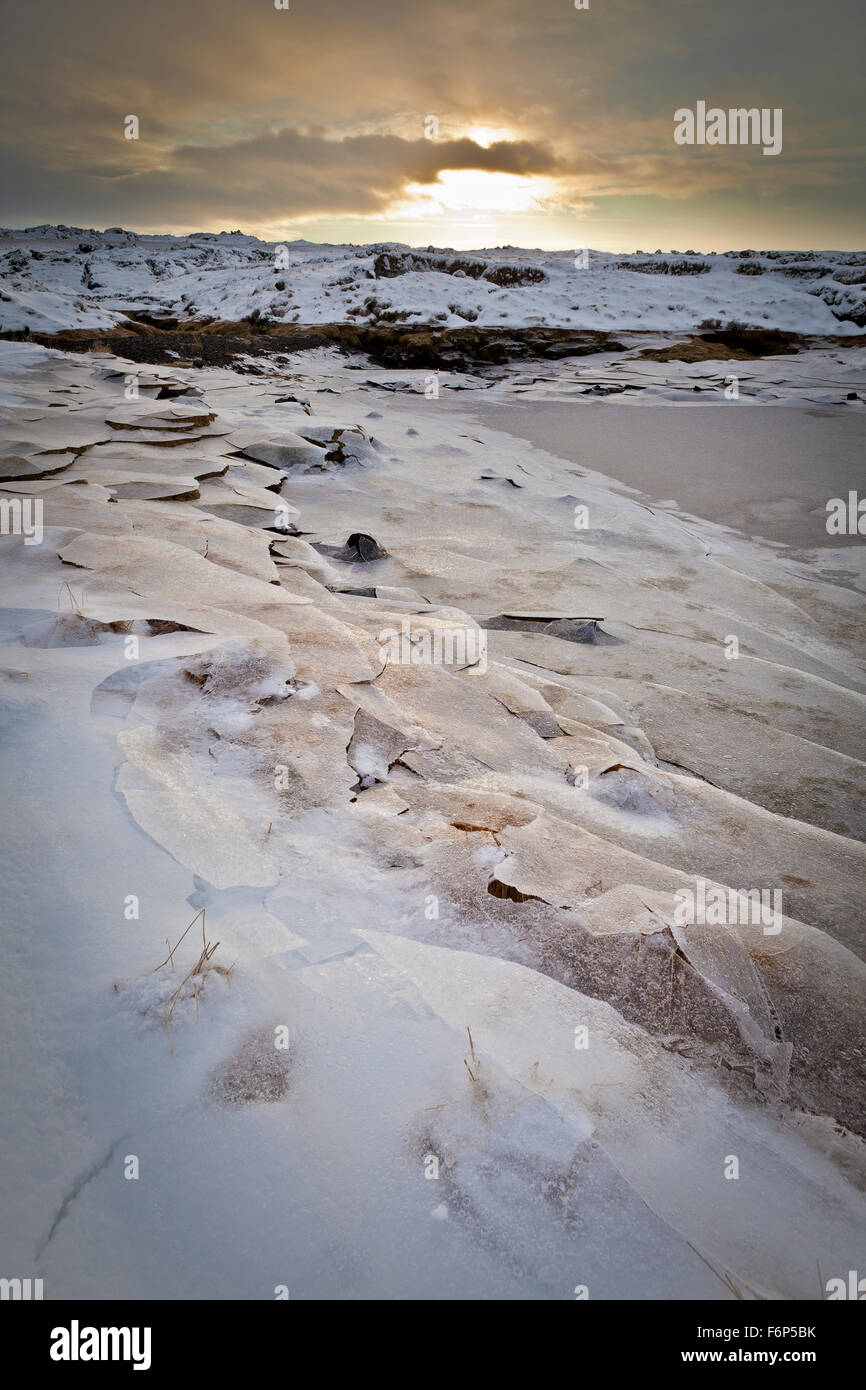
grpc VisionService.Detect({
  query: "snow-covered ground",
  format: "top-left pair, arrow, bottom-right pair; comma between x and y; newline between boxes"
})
1,225 -> 865,335
0,304 -> 865,1300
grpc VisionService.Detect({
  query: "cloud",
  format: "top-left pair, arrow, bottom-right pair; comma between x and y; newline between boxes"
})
0,0 -> 863,239
0,128 -> 567,228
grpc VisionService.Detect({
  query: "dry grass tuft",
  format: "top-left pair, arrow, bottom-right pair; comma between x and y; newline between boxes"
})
687,1241 -> 757,1300
58,581 -> 86,618
154,907 -> 233,1046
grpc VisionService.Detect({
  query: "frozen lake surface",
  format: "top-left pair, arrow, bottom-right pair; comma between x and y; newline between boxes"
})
464,401 -> 866,549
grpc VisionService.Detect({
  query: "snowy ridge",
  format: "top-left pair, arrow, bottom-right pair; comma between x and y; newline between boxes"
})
1,225 -> 865,335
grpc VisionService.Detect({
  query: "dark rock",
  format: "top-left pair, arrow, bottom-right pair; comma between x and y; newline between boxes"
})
483,613 -> 619,645
342,532 -> 387,562
543,618 -> 610,643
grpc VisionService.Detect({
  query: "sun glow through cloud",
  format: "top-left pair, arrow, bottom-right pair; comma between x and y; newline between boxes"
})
465,125 -> 514,149
395,169 -> 558,221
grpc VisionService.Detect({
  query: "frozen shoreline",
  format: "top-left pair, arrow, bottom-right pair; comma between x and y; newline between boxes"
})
1,338 -> 865,1299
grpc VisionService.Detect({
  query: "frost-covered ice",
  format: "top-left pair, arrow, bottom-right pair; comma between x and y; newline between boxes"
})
0,315 -> 865,1299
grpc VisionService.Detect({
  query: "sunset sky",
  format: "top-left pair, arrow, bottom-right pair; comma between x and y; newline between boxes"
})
0,0 -> 863,250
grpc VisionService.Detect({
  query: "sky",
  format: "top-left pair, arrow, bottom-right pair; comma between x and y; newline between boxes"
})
0,0 -> 863,251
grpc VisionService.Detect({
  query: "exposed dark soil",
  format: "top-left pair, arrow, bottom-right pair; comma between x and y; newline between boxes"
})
639,325 -> 809,362
4,319 -> 864,371
2,321 -> 625,371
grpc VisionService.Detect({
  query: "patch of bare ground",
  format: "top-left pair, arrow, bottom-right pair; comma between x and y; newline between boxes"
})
209,1026 -> 292,1106
5,322 -> 627,371
638,323 -> 851,362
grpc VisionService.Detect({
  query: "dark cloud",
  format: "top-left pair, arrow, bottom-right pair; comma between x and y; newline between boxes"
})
0,129 -> 565,226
